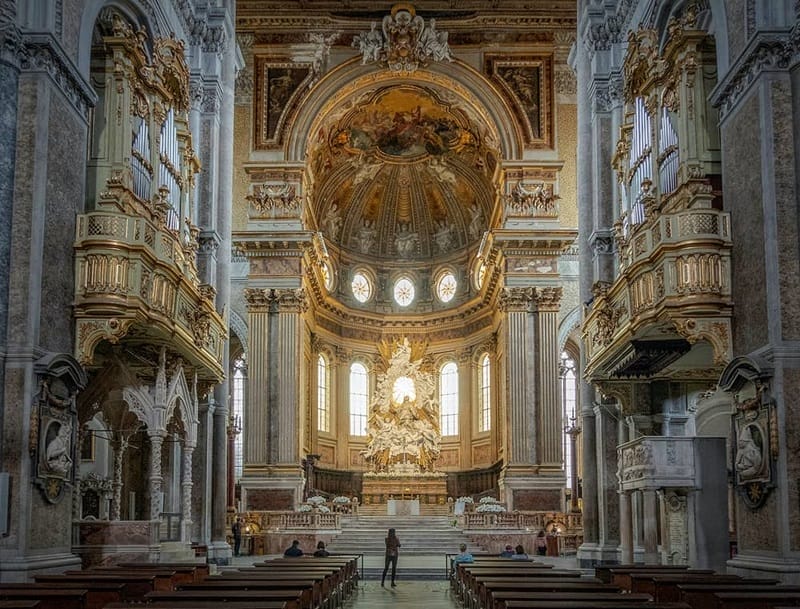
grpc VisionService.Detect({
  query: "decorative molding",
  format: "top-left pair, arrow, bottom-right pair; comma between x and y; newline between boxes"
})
589,229 -> 615,258
498,287 -> 535,312
504,182 -> 560,217
711,29 -> 799,119
247,182 -> 302,219
533,286 -> 563,311
592,76 -> 624,113
554,68 -> 577,95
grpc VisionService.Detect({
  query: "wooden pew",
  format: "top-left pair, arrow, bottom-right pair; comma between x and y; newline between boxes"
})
492,591 -> 651,609
65,568 -> 175,591
455,564 -> 580,606
595,565 -> 690,584
0,582 -> 125,609
105,603 -> 286,609
476,577 -> 604,609
676,584 -> 799,608
628,573 -> 744,599
486,585 -> 626,609
179,578 -> 320,609
95,564 -> 197,586
243,561 -> 352,604
610,568 -> 716,591
146,589 -> 308,609
0,588 -> 87,609
34,573 -> 157,600
0,603 -> 40,609
118,561 -> 210,582
712,591 -> 800,609
502,602 -> 692,609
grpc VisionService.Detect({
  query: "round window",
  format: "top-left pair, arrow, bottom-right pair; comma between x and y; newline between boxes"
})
351,272 -> 371,303
393,277 -> 415,306
436,272 -> 457,303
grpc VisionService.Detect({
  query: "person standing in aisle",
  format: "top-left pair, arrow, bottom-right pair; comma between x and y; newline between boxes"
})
381,527 -> 401,587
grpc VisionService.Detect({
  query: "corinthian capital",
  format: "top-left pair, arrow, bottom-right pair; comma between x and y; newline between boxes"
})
244,288 -> 272,310
534,287 -> 563,311
275,288 -> 308,313
498,287 -> 535,312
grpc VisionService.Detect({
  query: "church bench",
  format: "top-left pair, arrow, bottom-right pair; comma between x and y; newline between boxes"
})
712,591 -> 800,609
491,591 -> 649,609
145,589 -> 308,609
34,573 -> 157,599
118,561 -> 210,582
214,571 -> 342,607
0,582 -> 125,609
628,573 -> 745,598
485,583 -> 625,609
609,568 -> 716,591
502,602 -> 692,609
104,603 -> 286,609
455,565 -> 582,605
96,564 -> 198,586
255,556 -> 360,584
180,577 -> 322,609
0,603 -> 40,609
0,588 -> 87,609
244,562 -> 354,601
475,577 -> 604,609
65,568 -> 176,590
677,584 -> 800,608
595,565 -> 691,584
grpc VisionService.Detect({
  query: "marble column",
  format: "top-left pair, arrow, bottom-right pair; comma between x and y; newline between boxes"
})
620,490 -> 633,564
643,489 -> 660,564
192,399 -> 215,543
575,26 -> 600,564
595,402 -> 621,559
181,445 -> 194,543
458,349 -> 473,470
335,347 -> 350,469
243,289 -> 269,468
148,430 -> 166,521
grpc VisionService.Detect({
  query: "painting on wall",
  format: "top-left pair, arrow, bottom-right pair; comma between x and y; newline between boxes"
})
485,54 -> 554,148
254,59 -> 311,148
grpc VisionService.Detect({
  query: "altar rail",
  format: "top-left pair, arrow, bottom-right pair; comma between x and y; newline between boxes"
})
232,511 -> 342,532
461,510 -> 583,531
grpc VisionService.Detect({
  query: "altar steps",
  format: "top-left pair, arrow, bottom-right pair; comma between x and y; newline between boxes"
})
326,515 -> 486,556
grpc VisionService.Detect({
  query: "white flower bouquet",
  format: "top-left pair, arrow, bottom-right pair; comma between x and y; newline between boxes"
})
475,502 -> 506,513
307,495 -> 327,505
332,496 -> 351,504
479,496 -> 499,504
457,496 -> 474,503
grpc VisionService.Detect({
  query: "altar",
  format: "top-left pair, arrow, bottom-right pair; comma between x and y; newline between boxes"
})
387,499 -> 420,516
361,472 -> 448,506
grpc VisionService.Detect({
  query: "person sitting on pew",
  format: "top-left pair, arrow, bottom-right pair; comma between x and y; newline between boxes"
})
284,539 -> 304,556
511,544 -> 529,560
313,540 -> 330,557
499,544 -> 514,558
453,543 -> 474,566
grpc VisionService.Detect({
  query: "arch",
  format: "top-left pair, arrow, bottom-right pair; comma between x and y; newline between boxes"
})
165,365 -> 198,448
558,305 -> 581,353
229,308 -> 249,357
77,0 -> 172,76
286,58 -> 522,163
34,351 -> 88,391
718,354 -> 773,393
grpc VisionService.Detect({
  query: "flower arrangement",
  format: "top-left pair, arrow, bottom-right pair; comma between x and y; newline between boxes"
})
457,496 -> 474,504
298,504 -> 313,512
332,496 -> 351,504
318,505 -> 331,513
476,502 -> 506,513
307,495 -> 327,505
479,496 -> 499,504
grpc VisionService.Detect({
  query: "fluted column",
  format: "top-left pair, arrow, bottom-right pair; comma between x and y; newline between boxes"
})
458,349 -> 473,470
620,490 -> 633,564
335,347 -> 351,468
534,287 -> 563,469
244,288 -> 270,468
498,287 -> 537,467
148,430 -> 166,521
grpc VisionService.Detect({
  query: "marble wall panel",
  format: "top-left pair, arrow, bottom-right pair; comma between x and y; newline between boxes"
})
723,92 -> 768,355
783,368 -> 800,551
232,105 -> 251,232
62,0 -> 84,63
557,104 -> 578,228
40,91 -> 86,352
724,1 -> 747,70
246,488 -> 293,510
736,488 -> 778,551
513,488 -> 561,511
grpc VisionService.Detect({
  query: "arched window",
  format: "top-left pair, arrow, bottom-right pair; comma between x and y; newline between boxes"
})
350,362 -> 368,436
232,359 -> 246,480
440,362 -> 459,436
479,353 -> 491,432
317,354 -> 330,433
560,352 -> 578,495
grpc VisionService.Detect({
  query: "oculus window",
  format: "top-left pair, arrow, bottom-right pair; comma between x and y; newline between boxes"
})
436,272 -> 457,303
351,272 -> 372,303
393,277 -> 415,306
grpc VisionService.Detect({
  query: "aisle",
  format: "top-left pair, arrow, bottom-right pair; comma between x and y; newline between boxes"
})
343,580 -> 461,608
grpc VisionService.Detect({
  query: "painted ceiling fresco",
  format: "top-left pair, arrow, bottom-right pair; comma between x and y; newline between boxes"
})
310,85 -> 498,261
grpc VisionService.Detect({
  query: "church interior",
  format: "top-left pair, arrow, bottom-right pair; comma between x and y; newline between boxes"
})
2,0 -> 800,596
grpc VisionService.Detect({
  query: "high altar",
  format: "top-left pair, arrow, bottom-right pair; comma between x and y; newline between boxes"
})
360,339 -> 448,504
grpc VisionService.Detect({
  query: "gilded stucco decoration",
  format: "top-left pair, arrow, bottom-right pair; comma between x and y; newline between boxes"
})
309,84 -> 497,261
352,4 -> 453,73
485,54 -> 554,148
253,59 -> 312,149
504,181 -> 560,217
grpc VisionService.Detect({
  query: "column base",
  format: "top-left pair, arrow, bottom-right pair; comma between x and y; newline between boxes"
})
0,552 -> 82,583
206,540 -> 233,566
577,542 -> 620,567
498,472 -> 566,511
727,554 -> 800,583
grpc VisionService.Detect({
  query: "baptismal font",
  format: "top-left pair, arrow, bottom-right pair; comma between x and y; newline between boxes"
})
361,339 -> 447,505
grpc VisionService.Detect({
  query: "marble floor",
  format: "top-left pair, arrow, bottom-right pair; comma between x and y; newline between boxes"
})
342,580 -> 460,608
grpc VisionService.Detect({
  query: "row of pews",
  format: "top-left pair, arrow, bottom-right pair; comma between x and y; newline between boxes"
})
453,558 -> 800,609
0,555 -> 359,609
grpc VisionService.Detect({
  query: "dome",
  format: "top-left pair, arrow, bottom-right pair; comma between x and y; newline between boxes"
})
310,84 -> 499,262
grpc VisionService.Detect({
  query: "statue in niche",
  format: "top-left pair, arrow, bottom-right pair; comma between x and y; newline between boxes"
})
735,424 -> 764,480
44,420 -> 73,477
352,22 -> 384,64
417,19 -> 452,63
355,218 -> 377,254
468,203 -> 484,240
322,203 -> 342,240
434,220 -> 454,253
362,338 -> 441,474
394,222 -> 418,258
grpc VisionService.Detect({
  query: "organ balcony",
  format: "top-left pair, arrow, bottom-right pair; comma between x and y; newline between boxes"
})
582,198 -> 733,383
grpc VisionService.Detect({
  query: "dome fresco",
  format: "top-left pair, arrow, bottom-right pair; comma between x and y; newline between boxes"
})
310,84 -> 498,262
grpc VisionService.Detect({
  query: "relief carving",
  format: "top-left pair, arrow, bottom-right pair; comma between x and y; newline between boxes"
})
504,182 -> 560,217
247,183 -> 302,219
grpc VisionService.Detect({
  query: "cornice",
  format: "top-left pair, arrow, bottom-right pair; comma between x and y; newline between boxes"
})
15,33 -> 97,119
710,28 -> 799,120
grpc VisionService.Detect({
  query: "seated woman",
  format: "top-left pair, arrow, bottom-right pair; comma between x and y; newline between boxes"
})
313,540 -> 330,557
510,544 -> 529,560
